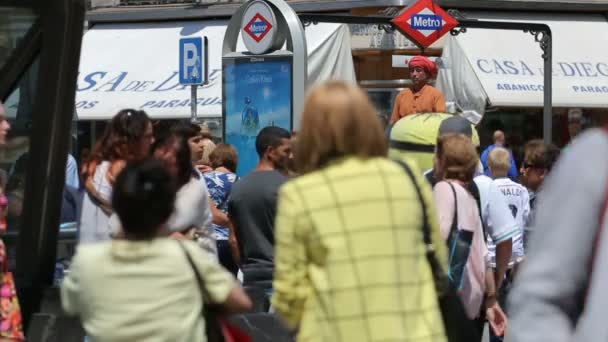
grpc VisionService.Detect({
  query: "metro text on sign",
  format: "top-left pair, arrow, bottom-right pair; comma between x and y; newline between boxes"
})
411,14 -> 443,30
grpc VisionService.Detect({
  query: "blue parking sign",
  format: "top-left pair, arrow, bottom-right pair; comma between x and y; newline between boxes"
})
179,37 -> 207,85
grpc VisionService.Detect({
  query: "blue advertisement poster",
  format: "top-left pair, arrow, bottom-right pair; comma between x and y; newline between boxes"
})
223,56 -> 292,176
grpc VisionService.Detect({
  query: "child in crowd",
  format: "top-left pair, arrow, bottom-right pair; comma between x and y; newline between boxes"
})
487,147 -> 530,342
488,147 -> 530,273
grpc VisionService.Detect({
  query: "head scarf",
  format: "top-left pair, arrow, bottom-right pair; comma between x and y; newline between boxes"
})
408,56 -> 438,79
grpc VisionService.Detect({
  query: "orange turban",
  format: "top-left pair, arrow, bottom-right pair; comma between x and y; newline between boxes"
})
408,56 -> 438,79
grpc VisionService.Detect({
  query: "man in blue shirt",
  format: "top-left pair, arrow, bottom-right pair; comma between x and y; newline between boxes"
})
481,130 -> 518,180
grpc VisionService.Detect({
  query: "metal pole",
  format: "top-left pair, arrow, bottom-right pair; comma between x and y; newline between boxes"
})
543,34 -> 552,144
190,85 -> 197,123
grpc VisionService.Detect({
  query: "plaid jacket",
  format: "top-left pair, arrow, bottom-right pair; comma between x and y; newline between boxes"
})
272,156 -> 448,342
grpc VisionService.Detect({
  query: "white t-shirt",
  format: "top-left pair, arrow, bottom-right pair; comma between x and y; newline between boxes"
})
167,177 -> 216,256
491,178 -> 530,264
109,177 -> 216,257
473,175 -> 519,266
79,161 -> 113,243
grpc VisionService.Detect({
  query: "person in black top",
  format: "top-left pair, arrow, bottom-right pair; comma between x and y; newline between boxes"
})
227,126 -> 291,310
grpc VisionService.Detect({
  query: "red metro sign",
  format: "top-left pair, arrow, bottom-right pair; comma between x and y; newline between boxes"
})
244,13 -> 274,43
391,0 -> 459,48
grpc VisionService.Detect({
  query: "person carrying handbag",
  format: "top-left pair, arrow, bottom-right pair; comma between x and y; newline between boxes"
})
431,134 -> 507,339
62,159 -> 252,342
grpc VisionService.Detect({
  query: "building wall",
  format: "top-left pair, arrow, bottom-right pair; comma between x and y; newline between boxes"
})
90,0 -> 608,10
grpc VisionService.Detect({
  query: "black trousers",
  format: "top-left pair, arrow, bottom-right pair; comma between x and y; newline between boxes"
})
217,239 -> 238,277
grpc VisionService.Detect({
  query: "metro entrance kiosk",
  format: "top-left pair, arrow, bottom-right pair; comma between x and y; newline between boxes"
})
223,0 -> 553,151
223,0 -> 306,176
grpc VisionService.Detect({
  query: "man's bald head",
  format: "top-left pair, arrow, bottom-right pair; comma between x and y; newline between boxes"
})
493,130 -> 505,146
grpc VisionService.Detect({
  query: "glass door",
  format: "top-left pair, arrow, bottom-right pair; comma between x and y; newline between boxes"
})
0,0 -> 85,329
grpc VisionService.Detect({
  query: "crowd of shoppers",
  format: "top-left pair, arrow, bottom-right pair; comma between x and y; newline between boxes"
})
63,159 -> 251,341
46,70 -> 605,342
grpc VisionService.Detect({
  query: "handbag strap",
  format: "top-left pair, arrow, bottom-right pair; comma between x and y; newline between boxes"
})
446,182 -> 460,247
177,241 -> 212,312
393,160 -> 433,246
395,160 -> 480,342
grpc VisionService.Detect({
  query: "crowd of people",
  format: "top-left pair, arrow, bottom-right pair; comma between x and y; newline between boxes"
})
0,55 -> 590,342
52,71 -> 608,342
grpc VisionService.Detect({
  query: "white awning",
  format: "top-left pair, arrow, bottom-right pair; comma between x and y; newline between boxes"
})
76,21 -> 355,120
437,12 -> 608,115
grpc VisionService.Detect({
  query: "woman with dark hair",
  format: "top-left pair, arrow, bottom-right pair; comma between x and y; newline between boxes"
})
62,159 -> 252,341
79,109 -> 154,243
204,144 -> 239,275
152,133 -> 216,256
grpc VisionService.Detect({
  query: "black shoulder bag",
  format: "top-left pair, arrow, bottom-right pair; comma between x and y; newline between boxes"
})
445,182 -> 475,291
394,160 -> 480,342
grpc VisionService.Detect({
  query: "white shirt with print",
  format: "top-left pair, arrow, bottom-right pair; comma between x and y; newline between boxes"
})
473,175 -> 519,268
491,177 -> 530,265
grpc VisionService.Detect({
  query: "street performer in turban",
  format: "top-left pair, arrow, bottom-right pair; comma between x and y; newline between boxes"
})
389,55 -> 446,124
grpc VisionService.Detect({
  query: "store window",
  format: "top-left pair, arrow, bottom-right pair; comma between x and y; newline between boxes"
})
478,107 -> 608,169
477,108 -> 543,168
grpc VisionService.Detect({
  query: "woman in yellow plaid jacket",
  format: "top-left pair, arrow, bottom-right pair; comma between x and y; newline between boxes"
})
272,81 -> 448,342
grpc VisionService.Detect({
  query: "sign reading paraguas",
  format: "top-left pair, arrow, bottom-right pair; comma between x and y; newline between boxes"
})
391,0 -> 458,48
241,0 -> 278,55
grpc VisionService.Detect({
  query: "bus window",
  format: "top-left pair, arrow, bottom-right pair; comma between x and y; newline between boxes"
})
0,7 -> 37,67
3,59 -> 39,240
0,6 -> 40,269
0,0 -> 84,329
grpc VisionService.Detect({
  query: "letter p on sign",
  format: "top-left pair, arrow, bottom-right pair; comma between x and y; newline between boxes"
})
179,37 -> 207,85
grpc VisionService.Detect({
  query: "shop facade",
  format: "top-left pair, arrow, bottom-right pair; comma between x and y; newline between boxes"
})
436,10 -> 608,156
83,0 -> 608,161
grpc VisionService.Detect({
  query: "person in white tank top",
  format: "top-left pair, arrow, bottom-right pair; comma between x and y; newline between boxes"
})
79,109 -> 154,243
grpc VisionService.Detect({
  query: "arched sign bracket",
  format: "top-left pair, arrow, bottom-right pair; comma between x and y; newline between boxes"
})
299,11 -> 553,144
223,0 -> 307,129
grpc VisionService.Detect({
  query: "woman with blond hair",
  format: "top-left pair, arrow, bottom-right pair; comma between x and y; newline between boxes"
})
272,81 -> 448,342
432,133 -> 506,340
